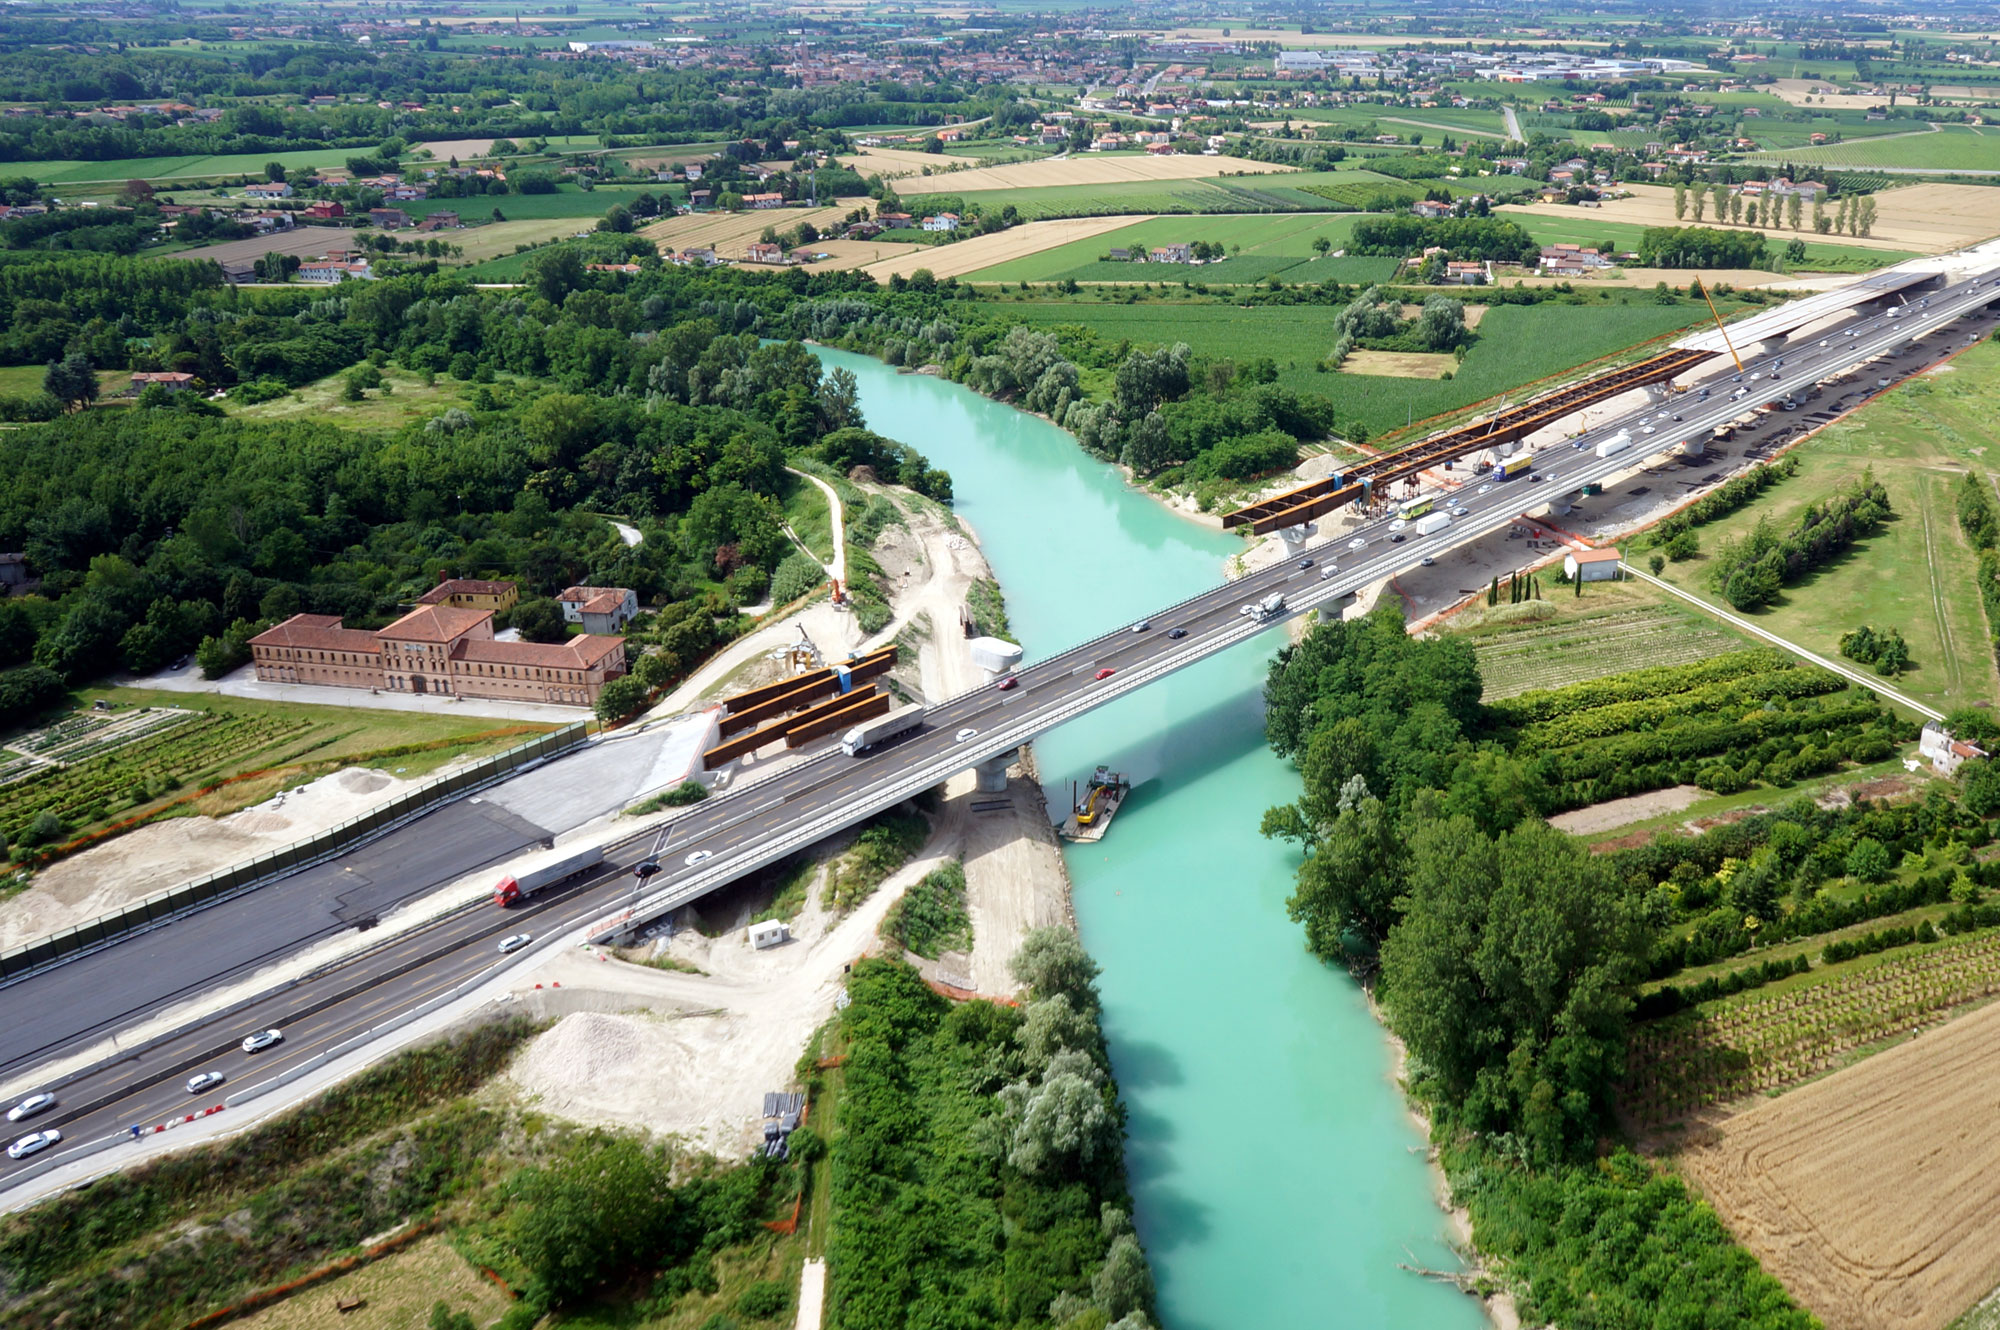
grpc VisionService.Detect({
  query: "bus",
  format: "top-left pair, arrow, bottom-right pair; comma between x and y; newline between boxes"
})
1398,496 -> 1436,519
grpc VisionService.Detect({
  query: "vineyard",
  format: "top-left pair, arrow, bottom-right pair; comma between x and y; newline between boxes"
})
0,709 -> 313,850
1622,928 -> 2000,1128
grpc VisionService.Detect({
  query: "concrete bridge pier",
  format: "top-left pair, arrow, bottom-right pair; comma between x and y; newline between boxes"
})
1547,493 -> 1574,517
1681,434 -> 1708,458
1277,522 -> 1319,550
973,753 -> 1013,794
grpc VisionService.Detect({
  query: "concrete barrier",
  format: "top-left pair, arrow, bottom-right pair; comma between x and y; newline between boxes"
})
1,1129 -> 128,1191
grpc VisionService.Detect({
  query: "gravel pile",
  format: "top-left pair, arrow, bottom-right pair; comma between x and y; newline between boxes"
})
509,1012 -> 646,1096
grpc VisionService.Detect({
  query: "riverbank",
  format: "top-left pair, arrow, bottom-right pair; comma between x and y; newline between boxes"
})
814,343 -> 1485,1329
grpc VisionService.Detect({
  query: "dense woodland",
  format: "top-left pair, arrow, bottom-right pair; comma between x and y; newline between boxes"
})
0,254 -> 954,707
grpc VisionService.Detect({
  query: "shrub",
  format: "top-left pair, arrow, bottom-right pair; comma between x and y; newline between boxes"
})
735,1280 -> 791,1319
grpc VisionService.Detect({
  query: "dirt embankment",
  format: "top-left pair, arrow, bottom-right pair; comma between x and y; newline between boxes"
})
1680,993 -> 2000,1330
0,766 -> 425,950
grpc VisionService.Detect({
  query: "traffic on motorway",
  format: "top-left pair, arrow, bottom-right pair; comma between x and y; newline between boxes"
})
4,266 -> 1993,1194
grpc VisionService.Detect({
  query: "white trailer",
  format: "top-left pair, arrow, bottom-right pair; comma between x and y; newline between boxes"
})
1414,512 -> 1451,537
1594,429 -> 1633,459
493,845 -> 605,907
841,704 -> 927,757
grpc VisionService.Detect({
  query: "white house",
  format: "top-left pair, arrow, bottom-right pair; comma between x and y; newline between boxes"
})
1920,721 -> 1986,776
921,212 -> 960,232
1563,547 -> 1623,582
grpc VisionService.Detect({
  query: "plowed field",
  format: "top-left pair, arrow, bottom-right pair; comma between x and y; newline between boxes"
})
1680,994 -> 2000,1330
858,215 -> 1149,281
890,152 -> 1296,195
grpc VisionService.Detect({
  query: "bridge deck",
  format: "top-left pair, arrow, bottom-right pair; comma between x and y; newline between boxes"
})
1673,266 -> 1939,354
1221,347 -> 1713,537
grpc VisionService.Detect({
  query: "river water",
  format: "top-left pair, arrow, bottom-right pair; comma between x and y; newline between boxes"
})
817,347 -> 1483,1330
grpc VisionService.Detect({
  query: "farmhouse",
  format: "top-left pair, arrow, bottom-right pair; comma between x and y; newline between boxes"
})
1920,721 -> 1987,776
367,207 -> 411,230
1562,547 -> 1622,582
129,371 -> 196,392
745,192 -> 786,209
249,607 -> 626,707
922,212 -> 961,232
744,241 -> 789,265
558,585 -> 641,634
417,577 -> 519,613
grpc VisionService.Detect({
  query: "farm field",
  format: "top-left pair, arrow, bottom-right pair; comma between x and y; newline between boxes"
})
23,148 -> 368,185
162,226 -> 352,277
888,151 -> 1298,195
637,201 -> 867,260
0,685 -> 546,856
857,214 -> 1145,281
1337,348 -> 1454,378
403,184 -> 662,224
1278,103 -> 1510,138
1003,296 -> 1717,435
1499,208 -> 1914,271
1677,965 -> 2000,1330
1642,341 -> 2000,716
798,237 -> 926,271
1743,123 -> 2000,172
842,146 -> 963,178
1446,580 -> 1752,699
0,364 -> 130,399
1502,181 -> 2000,255
963,212 -> 1394,285
887,168 -> 1377,221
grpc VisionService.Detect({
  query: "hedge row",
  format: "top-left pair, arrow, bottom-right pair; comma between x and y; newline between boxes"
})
1486,648 -> 1795,727
1505,666 -> 1848,750
1651,456 -> 1798,545
1635,953 -> 1810,1021
1534,700 -> 1887,783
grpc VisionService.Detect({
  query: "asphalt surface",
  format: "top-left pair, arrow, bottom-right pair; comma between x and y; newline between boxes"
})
3,265 -> 1994,1191
0,797 -> 553,1074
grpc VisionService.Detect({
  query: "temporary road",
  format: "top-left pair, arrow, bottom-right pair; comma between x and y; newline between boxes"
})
1,263 -> 1994,1195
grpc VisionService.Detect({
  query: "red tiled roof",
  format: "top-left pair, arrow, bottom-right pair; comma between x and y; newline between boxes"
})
378,604 -> 490,643
1572,548 -> 1622,564
455,635 -> 625,669
581,591 -> 626,615
417,578 -> 516,604
250,614 -> 382,653
557,585 -> 632,607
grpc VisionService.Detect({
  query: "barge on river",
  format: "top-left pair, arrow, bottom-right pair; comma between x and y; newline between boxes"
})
1059,766 -> 1131,843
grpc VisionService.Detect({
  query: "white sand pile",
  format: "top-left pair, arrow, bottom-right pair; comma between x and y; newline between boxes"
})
506,1008 -> 788,1156
0,766 -> 417,950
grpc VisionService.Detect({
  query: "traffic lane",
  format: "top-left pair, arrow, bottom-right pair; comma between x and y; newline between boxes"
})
0,797 -> 556,1073
4,857 -> 646,1171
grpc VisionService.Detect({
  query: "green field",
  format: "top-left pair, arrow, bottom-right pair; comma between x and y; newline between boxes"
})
1743,124 -> 2000,172
1447,583 -> 1753,699
967,212 -> 1398,285
16,136 -> 611,187
1642,339 -> 2000,714
1006,295 -> 1716,436
1279,104 -> 1508,138
1495,207 -> 1915,270
403,183 -> 662,225
927,166 -> 1420,221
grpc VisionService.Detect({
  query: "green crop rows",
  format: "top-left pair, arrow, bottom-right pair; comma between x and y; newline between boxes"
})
1623,929 -> 2000,1127
1464,606 -> 1746,699
1744,125 -> 2000,172
0,711 -> 312,847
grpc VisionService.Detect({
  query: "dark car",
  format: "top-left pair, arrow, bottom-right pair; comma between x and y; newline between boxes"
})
1389,533 -> 1406,543
1167,628 -> 1188,639
1297,557 -> 1313,569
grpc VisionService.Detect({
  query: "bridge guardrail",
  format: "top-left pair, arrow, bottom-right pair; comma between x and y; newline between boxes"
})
0,723 -> 589,987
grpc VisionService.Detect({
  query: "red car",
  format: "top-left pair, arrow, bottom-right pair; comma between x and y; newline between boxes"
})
1094,668 -> 1116,681
996,675 -> 1018,691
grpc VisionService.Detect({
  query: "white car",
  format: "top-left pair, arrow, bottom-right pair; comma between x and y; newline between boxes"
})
1453,506 -> 1470,516
954,727 -> 978,743
1348,537 -> 1366,550
1477,484 -> 1491,495
7,1130 -> 59,1161
1318,565 -> 1339,580
497,933 -> 532,954
6,1094 -> 55,1123
685,850 -> 713,867
186,1071 -> 226,1096
241,1029 -> 283,1054
1389,518 -> 1409,532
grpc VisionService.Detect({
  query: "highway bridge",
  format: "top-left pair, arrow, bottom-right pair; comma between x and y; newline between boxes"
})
3,264 -> 1996,1196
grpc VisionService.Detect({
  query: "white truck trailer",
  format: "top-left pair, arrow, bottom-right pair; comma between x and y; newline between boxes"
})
1414,512 -> 1451,537
841,704 -> 927,757
1594,429 -> 1633,460
493,845 -> 605,907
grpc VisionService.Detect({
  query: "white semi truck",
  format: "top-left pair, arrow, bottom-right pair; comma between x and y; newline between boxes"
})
1414,512 -> 1451,537
1594,429 -> 1633,459
493,845 -> 605,908
841,704 -> 928,757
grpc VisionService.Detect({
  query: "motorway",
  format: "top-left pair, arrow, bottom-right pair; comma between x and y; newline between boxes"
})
2,264 -> 1995,1192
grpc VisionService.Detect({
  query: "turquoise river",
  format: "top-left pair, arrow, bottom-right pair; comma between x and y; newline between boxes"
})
817,346 -> 1487,1330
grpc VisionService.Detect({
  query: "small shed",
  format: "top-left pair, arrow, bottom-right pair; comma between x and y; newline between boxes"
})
748,920 -> 790,950
1564,547 -> 1623,582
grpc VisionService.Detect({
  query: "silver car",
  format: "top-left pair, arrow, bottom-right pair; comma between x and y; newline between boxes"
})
186,1071 -> 226,1096
241,1029 -> 283,1054
7,1129 -> 60,1160
498,933 -> 532,954
6,1093 -> 55,1123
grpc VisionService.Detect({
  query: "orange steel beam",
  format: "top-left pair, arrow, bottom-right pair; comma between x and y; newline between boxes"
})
785,691 -> 890,748
1223,348 -> 1714,535
704,684 -> 881,768
715,646 -> 897,716
717,673 -> 840,737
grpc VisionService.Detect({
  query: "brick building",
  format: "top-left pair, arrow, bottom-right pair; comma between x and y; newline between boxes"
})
249,605 -> 625,707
